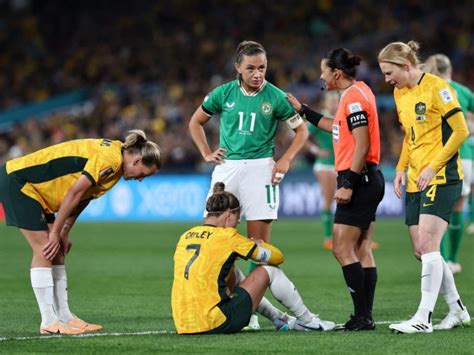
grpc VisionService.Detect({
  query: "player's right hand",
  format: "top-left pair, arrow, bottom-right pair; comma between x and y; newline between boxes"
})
204,148 -> 227,164
60,233 -> 72,255
393,171 -> 406,199
43,232 -> 61,260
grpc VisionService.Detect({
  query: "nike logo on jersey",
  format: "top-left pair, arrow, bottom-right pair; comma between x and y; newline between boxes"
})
422,203 -> 434,207
225,102 -> 235,108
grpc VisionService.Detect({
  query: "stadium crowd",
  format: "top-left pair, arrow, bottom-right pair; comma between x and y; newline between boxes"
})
0,0 -> 473,171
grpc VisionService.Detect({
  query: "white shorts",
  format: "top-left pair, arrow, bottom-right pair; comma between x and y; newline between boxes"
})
205,157 -> 278,220
313,162 -> 335,173
462,159 -> 472,197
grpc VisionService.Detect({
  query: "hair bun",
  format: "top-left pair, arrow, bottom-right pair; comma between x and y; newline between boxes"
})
349,55 -> 362,66
407,40 -> 420,53
212,182 -> 226,193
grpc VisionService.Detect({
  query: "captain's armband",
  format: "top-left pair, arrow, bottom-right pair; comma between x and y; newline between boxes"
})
250,241 -> 284,266
286,114 -> 304,129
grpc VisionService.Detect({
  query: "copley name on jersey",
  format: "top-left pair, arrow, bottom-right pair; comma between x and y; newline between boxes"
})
185,230 -> 214,240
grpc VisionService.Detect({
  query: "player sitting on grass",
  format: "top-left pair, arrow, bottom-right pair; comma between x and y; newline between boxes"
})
171,182 -> 335,334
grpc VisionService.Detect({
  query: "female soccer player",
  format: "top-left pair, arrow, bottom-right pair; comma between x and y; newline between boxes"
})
423,54 -> 474,274
171,182 -> 335,334
189,40 -> 308,243
378,41 -> 470,333
306,92 -> 338,249
189,40 -> 308,328
0,130 -> 161,334
287,48 -> 385,331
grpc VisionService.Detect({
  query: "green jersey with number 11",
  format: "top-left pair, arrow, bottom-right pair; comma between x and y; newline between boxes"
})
202,80 -> 298,159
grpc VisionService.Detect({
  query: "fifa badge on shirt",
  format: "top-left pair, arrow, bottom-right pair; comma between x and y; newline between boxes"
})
439,88 -> 453,104
415,102 -> 426,122
332,124 -> 340,143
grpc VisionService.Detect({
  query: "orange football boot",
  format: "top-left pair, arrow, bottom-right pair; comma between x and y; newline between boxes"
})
324,239 -> 379,250
40,321 -> 85,335
323,239 -> 333,250
67,315 -> 103,332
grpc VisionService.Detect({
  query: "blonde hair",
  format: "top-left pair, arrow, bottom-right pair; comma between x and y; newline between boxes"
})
422,54 -> 451,77
378,40 -> 420,67
122,129 -> 162,169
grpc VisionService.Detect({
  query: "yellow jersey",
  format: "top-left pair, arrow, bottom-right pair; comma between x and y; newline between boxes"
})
6,139 -> 123,213
171,225 -> 256,334
394,73 -> 468,192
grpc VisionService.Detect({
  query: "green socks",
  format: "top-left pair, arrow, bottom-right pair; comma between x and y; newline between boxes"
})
321,209 -> 333,240
448,211 -> 464,263
442,211 -> 464,263
248,261 -> 257,274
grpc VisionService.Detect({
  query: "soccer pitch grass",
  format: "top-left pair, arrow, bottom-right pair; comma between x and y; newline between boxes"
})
0,219 -> 472,353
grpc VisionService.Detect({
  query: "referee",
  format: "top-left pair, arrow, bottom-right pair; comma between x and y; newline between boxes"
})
287,48 -> 384,331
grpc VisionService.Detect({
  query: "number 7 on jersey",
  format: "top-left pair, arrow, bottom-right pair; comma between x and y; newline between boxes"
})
184,244 -> 201,280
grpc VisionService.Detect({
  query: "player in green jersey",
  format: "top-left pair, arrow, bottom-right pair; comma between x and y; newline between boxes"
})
189,40 -> 308,329
423,54 -> 474,275
306,92 -> 338,249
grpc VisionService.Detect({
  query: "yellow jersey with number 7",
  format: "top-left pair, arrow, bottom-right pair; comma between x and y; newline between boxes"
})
171,225 -> 256,334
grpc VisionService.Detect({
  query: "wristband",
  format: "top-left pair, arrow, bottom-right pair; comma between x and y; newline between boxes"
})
299,104 -> 323,127
342,170 -> 361,189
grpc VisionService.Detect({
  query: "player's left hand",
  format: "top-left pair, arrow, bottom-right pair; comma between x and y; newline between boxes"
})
334,187 -> 353,205
417,167 -> 436,191
272,159 -> 290,185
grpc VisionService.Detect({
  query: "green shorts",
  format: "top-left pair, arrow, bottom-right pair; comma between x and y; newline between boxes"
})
405,181 -> 462,226
0,164 -> 54,231
202,287 -> 253,335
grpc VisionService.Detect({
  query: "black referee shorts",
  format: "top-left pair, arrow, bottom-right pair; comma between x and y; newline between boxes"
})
334,166 -> 385,230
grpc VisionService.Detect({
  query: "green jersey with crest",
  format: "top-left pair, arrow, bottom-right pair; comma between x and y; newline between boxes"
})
201,80 -> 298,159
308,121 -> 335,165
449,80 -> 474,159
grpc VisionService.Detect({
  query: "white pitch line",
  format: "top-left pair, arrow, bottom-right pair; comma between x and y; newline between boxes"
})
0,329 -> 174,342
0,319 -> 443,342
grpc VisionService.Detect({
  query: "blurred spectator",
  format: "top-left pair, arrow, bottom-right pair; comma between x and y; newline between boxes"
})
0,0 -> 473,170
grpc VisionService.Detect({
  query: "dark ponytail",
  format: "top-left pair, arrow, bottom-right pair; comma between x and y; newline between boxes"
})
324,48 -> 361,78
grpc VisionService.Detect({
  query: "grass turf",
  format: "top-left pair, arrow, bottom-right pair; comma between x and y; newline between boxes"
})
0,219 -> 472,353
